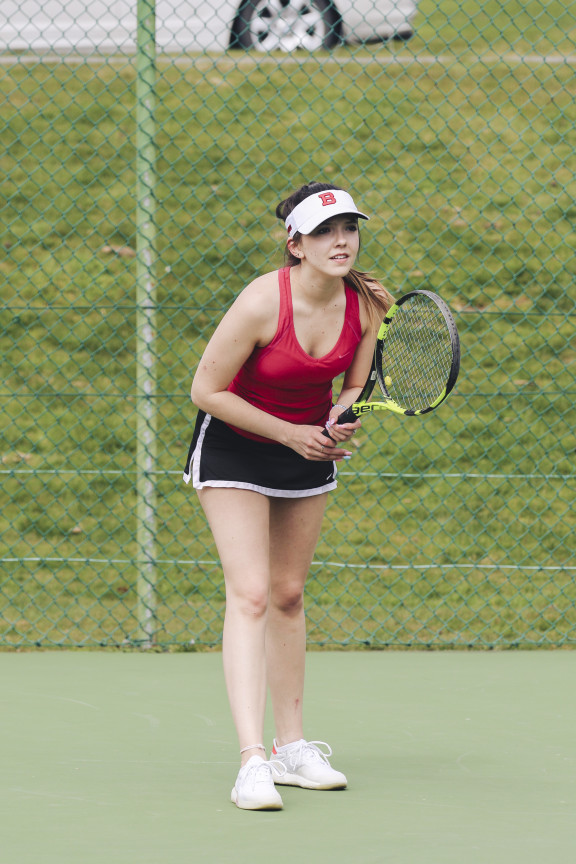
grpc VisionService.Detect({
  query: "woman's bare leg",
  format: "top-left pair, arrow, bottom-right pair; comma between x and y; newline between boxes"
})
266,492 -> 328,747
197,487 -> 272,765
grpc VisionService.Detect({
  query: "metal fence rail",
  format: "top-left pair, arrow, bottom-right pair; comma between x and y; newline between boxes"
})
1,0 -> 575,648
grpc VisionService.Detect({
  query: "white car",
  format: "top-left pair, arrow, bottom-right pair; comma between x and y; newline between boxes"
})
1,0 -> 418,54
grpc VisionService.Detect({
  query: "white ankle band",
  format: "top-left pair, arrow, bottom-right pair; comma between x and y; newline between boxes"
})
240,744 -> 266,754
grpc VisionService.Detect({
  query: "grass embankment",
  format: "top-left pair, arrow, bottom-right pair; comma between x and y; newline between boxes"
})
1,1 -> 575,646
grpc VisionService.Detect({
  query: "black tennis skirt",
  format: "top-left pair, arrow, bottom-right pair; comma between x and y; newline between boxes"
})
182,411 -> 338,498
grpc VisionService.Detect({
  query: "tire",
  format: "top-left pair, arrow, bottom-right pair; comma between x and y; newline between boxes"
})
231,0 -> 342,52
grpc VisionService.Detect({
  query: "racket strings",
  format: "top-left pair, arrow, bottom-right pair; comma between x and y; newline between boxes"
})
381,298 -> 453,411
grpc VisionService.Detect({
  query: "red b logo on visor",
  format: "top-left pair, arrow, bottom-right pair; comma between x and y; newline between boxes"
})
318,192 -> 337,206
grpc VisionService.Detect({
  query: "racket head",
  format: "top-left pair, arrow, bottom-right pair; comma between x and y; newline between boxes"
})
375,290 -> 460,415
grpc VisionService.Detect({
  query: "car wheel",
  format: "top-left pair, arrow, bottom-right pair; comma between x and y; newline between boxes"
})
232,0 -> 342,52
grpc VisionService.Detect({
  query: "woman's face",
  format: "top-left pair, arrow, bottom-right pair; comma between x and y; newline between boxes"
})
291,215 -> 360,278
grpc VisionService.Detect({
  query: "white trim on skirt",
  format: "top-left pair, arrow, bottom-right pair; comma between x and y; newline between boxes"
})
184,413 -> 338,498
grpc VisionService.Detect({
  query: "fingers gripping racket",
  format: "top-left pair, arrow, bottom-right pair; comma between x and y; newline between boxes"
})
325,289 -> 460,433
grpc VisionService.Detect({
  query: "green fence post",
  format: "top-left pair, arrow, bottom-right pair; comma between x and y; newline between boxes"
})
135,0 -> 158,645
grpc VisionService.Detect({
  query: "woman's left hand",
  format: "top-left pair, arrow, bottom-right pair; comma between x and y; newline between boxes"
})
324,410 -> 362,443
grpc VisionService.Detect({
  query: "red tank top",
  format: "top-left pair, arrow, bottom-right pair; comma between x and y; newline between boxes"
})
226,267 -> 362,442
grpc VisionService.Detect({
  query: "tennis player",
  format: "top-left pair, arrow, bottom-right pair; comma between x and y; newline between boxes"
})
185,182 -> 393,810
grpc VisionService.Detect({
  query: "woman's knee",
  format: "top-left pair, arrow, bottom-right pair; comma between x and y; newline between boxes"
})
271,584 -> 304,616
226,583 -> 269,619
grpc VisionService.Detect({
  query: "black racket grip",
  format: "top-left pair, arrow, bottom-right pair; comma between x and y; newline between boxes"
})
322,405 -> 358,438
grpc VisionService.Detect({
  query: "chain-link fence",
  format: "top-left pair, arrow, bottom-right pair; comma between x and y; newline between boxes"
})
1,0 -> 575,649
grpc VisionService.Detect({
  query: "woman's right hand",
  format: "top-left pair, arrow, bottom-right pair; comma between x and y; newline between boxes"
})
285,425 -> 352,462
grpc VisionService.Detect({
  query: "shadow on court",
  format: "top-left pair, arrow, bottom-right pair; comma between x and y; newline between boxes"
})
3,651 -> 575,864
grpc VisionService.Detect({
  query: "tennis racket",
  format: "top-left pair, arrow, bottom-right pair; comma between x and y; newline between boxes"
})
324,289 -> 460,433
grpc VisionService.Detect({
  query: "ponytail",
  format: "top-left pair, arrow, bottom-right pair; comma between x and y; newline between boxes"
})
342,267 -> 394,331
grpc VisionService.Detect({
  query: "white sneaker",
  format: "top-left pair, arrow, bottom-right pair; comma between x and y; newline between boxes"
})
230,755 -> 285,810
270,739 -> 347,790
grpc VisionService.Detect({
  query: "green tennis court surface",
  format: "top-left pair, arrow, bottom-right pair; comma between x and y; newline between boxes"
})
3,651 -> 575,863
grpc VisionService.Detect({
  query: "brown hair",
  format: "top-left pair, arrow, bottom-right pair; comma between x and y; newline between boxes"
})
275,182 -> 394,330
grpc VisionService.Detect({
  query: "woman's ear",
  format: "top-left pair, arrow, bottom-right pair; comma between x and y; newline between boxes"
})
287,238 -> 303,259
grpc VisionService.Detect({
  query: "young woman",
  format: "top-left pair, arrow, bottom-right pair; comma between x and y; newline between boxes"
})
186,182 -> 393,810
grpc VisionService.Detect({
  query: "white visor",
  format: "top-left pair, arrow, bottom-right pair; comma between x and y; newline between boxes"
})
285,190 -> 369,239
